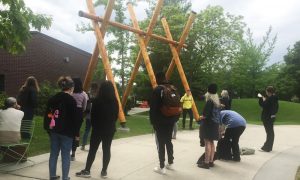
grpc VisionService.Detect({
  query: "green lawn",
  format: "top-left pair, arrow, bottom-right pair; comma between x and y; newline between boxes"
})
230,99 -> 300,125
28,99 -> 300,157
29,114 -> 153,157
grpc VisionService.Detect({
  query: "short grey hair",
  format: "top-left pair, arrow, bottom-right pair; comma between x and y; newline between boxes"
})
4,97 -> 17,109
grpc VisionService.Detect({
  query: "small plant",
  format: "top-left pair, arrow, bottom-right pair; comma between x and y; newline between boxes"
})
0,92 -> 8,109
36,81 -> 59,115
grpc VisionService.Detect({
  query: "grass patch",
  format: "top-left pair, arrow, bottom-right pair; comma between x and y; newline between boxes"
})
28,114 -> 153,157
230,99 -> 300,125
296,166 -> 300,180
28,99 -> 300,157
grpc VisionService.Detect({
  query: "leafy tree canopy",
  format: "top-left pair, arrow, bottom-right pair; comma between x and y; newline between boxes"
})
0,0 -> 52,54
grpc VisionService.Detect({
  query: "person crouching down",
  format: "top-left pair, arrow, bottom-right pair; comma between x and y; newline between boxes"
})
220,110 -> 246,162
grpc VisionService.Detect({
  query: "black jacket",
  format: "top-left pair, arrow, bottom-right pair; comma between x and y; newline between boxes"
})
149,84 -> 178,128
17,88 -> 38,108
44,92 -> 79,138
259,95 -> 279,121
90,98 -> 119,135
220,97 -> 231,110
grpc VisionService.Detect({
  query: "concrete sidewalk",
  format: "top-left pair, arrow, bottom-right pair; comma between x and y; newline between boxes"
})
1,124 -> 300,180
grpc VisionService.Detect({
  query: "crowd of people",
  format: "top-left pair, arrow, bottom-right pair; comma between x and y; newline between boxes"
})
0,73 -> 279,179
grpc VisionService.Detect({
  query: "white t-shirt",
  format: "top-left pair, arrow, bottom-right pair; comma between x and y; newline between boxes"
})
0,108 -> 24,144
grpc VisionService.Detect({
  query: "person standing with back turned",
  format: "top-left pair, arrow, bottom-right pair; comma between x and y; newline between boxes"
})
150,72 -> 180,174
44,76 -> 79,180
18,76 -> 40,139
258,86 -> 278,152
76,80 -> 119,178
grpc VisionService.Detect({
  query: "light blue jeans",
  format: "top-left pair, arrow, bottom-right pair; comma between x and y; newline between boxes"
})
49,133 -> 73,180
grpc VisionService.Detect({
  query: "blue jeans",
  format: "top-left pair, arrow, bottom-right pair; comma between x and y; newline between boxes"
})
82,118 -> 91,146
49,133 -> 73,180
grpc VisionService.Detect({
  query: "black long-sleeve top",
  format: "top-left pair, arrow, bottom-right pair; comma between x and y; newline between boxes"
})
44,92 -> 79,138
18,88 -> 38,108
201,100 -> 219,140
90,98 -> 119,135
259,95 -> 279,121
149,84 -> 178,129
220,97 -> 231,110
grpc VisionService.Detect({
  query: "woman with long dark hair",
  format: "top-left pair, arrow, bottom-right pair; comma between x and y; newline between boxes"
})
18,76 -> 40,139
76,80 -> 119,178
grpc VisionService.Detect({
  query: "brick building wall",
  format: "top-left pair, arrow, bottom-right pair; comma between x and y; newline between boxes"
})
0,31 -> 91,96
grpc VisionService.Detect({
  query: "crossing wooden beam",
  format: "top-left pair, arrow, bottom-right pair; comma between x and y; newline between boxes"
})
165,11 -> 196,80
121,0 -> 164,109
78,10 -> 187,48
127,3 -> 157,89
85,0 -> 126,123
161,17 -> 200,120
83,0 -> 115,91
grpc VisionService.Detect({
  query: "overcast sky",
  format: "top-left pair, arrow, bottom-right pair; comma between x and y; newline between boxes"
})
24,0 -> 300,65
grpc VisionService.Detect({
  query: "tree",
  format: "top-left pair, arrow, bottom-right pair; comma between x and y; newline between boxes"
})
106,0 -> 132,93
230,27 -> 277,97
78,0 -> 133,94
185,5 -> 245,93
138,3 -> 246,95
0,0 -> 52,54
276,41 -> 300,100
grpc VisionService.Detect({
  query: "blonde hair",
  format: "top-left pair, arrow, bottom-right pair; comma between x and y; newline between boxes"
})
205,92 -> 220,107
221,90 -> 229,98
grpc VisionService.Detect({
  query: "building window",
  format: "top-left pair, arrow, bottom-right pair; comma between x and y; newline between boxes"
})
0,74 -> 4,92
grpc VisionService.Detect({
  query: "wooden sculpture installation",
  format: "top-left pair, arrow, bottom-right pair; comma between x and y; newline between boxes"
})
80,0 -> 200,129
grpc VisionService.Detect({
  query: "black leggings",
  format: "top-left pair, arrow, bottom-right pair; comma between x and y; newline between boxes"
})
155,123 -> 174,168
84,130 -> 114,172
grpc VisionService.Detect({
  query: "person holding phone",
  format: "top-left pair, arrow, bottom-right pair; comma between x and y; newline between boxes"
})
258,86 -> 279,152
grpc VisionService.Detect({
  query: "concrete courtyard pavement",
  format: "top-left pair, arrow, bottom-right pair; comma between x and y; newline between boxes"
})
1,124 -> 300,180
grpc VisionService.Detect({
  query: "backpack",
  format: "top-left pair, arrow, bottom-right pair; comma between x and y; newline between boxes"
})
45,102 -> 67,133
160,84 -> 182,117
211,105 -> 221,124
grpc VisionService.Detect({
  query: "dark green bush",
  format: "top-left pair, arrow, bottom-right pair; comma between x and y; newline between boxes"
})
124,96 -> 135,116
0,92 -> 8,109
36,81 -> 59,115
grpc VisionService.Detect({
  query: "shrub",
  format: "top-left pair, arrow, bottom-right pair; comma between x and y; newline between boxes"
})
291,95 -> 299,103
36,81 -> 59,115
124,96 -> 135,116
0,92 -> 8,109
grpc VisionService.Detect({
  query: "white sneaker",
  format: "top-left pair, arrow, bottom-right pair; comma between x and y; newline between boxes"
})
153,167 -> 166,175
165,163 -> 174,170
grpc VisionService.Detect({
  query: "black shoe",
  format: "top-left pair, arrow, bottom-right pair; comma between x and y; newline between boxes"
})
50,176 -> 60,180
76,170 -> 91,178
209,162 -> 214,167
260,147 -> 271,152
101,170 -> 107,178
232,158 -> 241,162
198,163 -> 209,169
